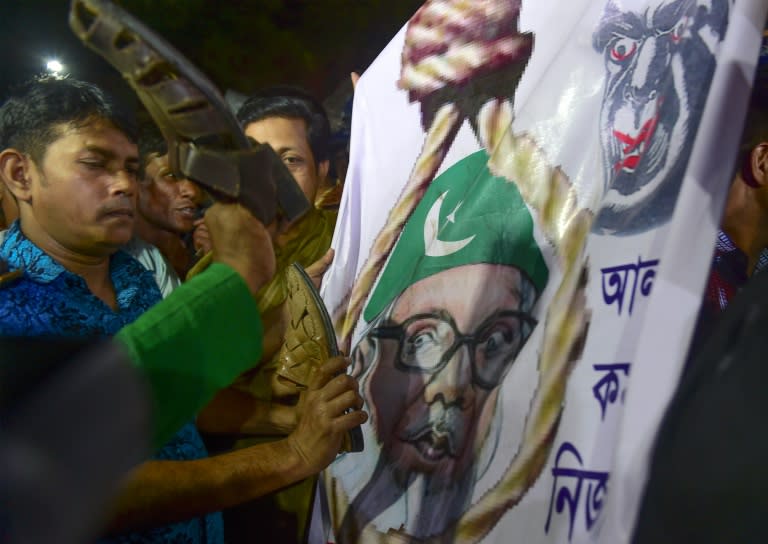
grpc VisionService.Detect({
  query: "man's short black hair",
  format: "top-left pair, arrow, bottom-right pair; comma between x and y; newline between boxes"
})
236,86 -> 330,164
136,119 -> 168,180
0,76 -> 136,164
733,65 -> 768,182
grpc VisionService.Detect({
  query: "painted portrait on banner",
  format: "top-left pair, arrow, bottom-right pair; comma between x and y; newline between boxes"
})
323,0 -> 592,541
336,152 -> 553,540
314,0 -> 751,542
592,0 -> 729,234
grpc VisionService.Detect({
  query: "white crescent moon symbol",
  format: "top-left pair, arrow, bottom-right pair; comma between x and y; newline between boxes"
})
423,191 -> 476,257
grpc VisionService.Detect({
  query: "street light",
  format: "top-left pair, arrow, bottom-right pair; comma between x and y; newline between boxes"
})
46,59 -> 64,74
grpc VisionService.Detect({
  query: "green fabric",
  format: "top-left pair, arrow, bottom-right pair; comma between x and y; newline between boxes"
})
256,207 -> 335,315
231,207 -> 335,399
116,262 -> 264,449
364,150 -> 549,321
226,208 -> 336,542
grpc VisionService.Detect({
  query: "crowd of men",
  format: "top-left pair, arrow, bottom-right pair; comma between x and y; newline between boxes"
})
0,75 -> 360,544
1,31 -> 768,544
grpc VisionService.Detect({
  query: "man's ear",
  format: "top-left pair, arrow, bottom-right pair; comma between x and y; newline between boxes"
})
318,159 -> 330,186
0,149 -> 33,203
749,142 -> 768,186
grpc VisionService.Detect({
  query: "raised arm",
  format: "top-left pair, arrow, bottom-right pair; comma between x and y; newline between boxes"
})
103,356 -> 367,534
116,202 -> 276,449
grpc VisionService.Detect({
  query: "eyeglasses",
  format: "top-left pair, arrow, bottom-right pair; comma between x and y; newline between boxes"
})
370,309 -> 537,389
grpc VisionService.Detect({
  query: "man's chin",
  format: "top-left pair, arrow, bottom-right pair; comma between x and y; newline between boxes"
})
171,216 -> 197,235
102,229 -> 135,252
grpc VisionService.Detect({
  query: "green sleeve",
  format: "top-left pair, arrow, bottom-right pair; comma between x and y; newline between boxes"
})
115,263 -> 264,449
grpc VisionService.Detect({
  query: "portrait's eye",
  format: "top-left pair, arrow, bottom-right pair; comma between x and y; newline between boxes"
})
609,37 -> 637,62
670,17 -> 688,43
478,327 -> 519,360
405,329 -> 439,357
402,318 -> 452,369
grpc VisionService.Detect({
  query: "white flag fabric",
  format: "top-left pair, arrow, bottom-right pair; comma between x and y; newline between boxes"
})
314,1 -> 767,542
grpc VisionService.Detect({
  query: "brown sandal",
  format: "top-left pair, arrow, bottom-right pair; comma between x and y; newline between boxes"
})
276,263 -> 364,453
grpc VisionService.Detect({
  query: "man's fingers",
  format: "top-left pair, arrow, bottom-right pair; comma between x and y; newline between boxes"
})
193,221 -> 212,254
333,409 -> 368,432
322,387 -> 364,415
308,356 -> 351,390
310,247 -> 334,270
313,373 -> 359,403
306,248 -> 334,289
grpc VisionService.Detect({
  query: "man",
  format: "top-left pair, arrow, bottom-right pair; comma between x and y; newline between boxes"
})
632,259 -> 768,544
237,86 -> 338,388
194,86 -> 338,412
194,86 -> 338,543
0,188 -> 178,301
0,77 -> 151,333
688,91 -> 768,356
192,86 -> 336,391
0,199 -> 274,544
239,87 -> 330,207
331,150 -> 549,540
0,76 -> 366,544
133,122 -> 206,280
632,51 -> 768,542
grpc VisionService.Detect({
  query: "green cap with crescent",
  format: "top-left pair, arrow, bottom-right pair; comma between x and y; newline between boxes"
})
364,150 -> 549,322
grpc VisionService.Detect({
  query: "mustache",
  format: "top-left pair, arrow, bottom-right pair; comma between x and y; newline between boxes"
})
175,199 -> 199,210
98,197 -> 135,216
400,402 -> 467,457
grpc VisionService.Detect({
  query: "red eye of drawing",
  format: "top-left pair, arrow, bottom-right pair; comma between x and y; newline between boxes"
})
671,18 -> 688,43
610,38 -> 637,62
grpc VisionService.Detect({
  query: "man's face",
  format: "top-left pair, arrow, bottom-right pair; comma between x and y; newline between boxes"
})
365,263 -> 531,483
139,153 -> 203,234
27,118 -> 139,256
245,116 -> 324,203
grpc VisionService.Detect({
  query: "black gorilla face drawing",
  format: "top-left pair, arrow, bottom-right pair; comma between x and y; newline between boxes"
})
593,0 -> 729,234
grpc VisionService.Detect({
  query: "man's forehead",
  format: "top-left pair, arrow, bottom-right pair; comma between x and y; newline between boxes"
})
141,153 -> 169,180
49,118 -> 138,158
144,152 -> 169,166
245,116 -> 310,148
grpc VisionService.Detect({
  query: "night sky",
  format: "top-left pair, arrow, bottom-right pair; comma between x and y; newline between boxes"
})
0,0 -> 422,113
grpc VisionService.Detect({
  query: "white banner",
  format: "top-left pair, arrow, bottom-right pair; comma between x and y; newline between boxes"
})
313,1 -> 766,542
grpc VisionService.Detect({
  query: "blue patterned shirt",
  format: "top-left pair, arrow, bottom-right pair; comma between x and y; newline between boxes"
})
0,222 -> 163,337
0,222 -> 223,544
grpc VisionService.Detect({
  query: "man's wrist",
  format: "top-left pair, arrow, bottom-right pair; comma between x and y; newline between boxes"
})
270,437 -> 311,485
268,403 -> 298,435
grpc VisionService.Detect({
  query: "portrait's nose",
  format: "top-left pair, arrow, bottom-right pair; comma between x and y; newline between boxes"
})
625,38 -> 660,105
424,343 -> 473,408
